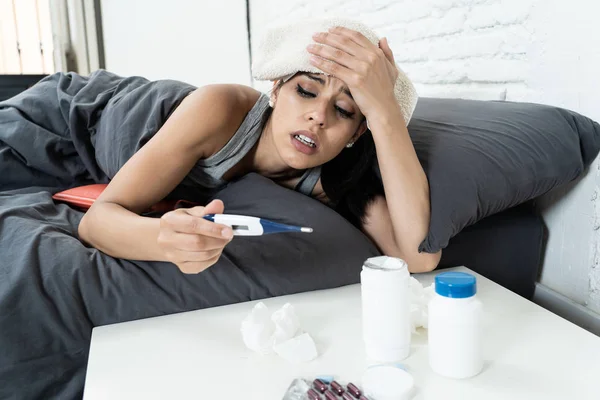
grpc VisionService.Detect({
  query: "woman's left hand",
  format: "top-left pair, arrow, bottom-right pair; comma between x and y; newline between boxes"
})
307,26 -> 400,121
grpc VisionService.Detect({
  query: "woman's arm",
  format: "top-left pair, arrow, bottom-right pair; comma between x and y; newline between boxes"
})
360,115 -> 442,273
309,175 -> 439,274
311,126 -> 440,273
78,84 -> 253,261
306,27 -> 441,273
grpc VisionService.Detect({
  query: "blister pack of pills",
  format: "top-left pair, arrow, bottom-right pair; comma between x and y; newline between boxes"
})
282,376 -> 370,400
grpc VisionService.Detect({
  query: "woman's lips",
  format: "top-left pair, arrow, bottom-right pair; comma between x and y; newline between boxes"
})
290,133 -> 318,155
292,130 -> 319,147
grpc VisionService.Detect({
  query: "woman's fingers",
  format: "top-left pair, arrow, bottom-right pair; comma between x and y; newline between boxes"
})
311,31 -> 362,56
380,38 -> 395,64
162,206 -> 233,239
177,253 -> 222,274
308,53 -> 354,83
158,199 -> 233,274
326,26 -> 374,49
379,37 -> 399,81
307,43 -> 358,70
199,199 -> 225,215
162,231 -> 231,252
171,248 -> 223,264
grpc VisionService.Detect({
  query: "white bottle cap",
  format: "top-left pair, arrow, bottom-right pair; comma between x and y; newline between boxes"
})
362,364 -> 414,400
363,255 -> 408,272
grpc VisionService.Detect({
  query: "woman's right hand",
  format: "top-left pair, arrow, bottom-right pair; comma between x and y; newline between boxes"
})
157,199 -> 234,274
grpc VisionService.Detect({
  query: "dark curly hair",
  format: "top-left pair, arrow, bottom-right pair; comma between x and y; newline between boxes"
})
320,127 -> 384,228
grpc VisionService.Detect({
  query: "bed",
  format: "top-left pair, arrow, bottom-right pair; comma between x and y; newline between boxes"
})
1,70 -> 595,399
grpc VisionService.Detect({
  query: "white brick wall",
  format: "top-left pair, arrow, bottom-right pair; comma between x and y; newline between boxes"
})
250,0 -> 600,313
250,0 -> 537,100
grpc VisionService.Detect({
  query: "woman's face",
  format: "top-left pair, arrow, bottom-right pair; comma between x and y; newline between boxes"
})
269,73 -> 367,170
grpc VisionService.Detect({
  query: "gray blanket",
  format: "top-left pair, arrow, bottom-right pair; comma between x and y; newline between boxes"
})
0,71 -> 379,399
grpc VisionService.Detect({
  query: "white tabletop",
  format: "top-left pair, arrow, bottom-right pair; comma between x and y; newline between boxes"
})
84,267 -> 600,400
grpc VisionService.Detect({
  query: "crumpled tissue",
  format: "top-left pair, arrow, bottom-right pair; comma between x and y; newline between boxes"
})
241,302 -> 318,362
241,279 -> 433,359
409,277 -> 435,332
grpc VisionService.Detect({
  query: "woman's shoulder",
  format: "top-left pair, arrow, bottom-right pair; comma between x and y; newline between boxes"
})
186,83 -> 262,116
181,84 -> 264,158
232,84 -> 264,112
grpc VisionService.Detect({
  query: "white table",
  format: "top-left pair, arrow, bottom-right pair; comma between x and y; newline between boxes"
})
83,267 -> 600,400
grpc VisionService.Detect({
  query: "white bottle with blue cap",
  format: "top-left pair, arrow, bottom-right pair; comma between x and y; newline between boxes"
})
428,271 -> 483,379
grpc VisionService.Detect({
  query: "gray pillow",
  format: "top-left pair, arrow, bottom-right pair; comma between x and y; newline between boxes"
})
212,172 -> 381,295
399,98 -> 600,253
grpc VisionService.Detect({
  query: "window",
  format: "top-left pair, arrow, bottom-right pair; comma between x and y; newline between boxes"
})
0,0 -> 55,74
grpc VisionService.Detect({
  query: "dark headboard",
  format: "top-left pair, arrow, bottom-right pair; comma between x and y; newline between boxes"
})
0,75 -> 48,102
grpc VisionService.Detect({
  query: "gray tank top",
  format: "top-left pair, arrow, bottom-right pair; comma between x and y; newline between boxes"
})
185,92 -> 321,196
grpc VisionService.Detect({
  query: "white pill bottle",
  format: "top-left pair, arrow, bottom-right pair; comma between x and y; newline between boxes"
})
428,271 -> 483,379
360,256 -> 411,363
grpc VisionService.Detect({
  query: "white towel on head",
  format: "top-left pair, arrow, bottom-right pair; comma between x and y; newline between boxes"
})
251,17 -> 418,125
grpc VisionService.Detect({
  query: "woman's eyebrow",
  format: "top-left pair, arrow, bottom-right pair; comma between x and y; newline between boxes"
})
305,74 -> 353,100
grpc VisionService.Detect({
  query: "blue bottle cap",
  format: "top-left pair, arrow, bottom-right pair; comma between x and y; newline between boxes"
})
434,272 -> 477,298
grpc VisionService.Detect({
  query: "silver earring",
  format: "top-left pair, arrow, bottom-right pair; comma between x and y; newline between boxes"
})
346,142 -> 354,148
269,99 -> 274,107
